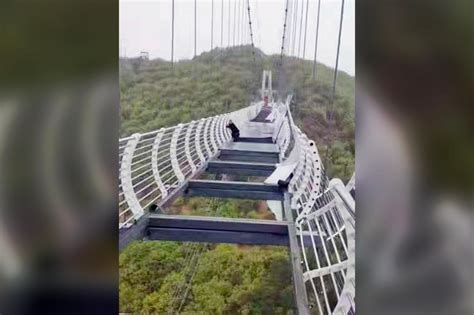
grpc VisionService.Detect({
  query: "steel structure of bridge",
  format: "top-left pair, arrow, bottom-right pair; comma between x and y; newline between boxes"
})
118,71 -> 355,315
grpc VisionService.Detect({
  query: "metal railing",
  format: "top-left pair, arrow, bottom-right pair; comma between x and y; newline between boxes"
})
272,96 -> 355,314
294,179 -> 355,315
119,114 -> 232,228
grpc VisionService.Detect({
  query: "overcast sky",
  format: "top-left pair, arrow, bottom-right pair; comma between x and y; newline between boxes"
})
120,0 -> 354,75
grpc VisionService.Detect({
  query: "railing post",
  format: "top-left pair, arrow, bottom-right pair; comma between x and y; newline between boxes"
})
152,131 -> 168,198
216,115 -> 225,146
170,124 -> 185,182
184,121 -> 197,173
120,133 -> 144,222
203,118 -> 213,158
223,116 -> 231,141
209,116 -> 219,153
194,119 -> 206,165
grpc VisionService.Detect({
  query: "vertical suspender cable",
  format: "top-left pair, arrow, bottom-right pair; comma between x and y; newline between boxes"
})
291,0 -> 298,56
221,0 -> 224,47
240,0 -> 244,45
312,0 -> 321,80
228,0 -> 231,46
171,0 -> 175,67
302,0 -> 309,59
288,0 -> 293,55
211,0 -> 214,50
237,0 -> 241,45
332,0 -> 345,96
242,3 -> 247,45
297,0 -> 304,58
233,0 -> 237,46
194,0 -> 197,57
240,0 -> 245,45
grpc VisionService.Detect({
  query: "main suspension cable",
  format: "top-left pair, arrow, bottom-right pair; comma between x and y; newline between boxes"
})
278,0 -> 290,93
246,0 -> 256,64
280,0 -> 290,64
286,0 -> 293,55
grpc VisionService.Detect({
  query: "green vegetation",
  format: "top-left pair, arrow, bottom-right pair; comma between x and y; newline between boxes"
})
119,46 -> 354,313
120,45 -> 354,181
120,242 -> 294,314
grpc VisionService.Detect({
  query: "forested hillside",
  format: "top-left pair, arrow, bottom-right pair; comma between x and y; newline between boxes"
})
120,242 -> 295,314
120,45 -> 354,181
119,46 -> 354,314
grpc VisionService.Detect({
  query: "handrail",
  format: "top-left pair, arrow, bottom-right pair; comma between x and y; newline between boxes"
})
118,104 -> 260,228
293,177 -> 355,314
271,95 -> 355,314
118,113 -> 232,228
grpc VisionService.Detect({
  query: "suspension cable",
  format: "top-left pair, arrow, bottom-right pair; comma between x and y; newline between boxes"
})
302,0 -> 309,59
171,0 -> 175,66
211,0 -> 214,50
176,244 -> 206,313
280,0 -> 290,64
167,243 -> 200,313
170,198 -> 220,313
291,0 -> 298,55
246,0 -> 256,64
332,0 -> 345,96
227,0 -> 231,46
237,0 -> 242,45
233,0 -> 237,46
194,0 -> 197,57
312,0 -> 322,80
240,0 -> 245,46
297,0 -> 304,58
221,0 -> 224,47
242,1 -> 247,45
286,0 -> 293,55
278,0 -> 290,94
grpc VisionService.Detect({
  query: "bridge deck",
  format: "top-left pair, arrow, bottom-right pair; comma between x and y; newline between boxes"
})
147,214 -> 290,246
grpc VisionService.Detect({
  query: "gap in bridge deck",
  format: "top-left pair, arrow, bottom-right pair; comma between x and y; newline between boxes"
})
197,172 -> 270,183
164,196 -> 277,221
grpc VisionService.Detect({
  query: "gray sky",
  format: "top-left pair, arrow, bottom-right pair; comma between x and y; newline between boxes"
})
120,0 -> 354,75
